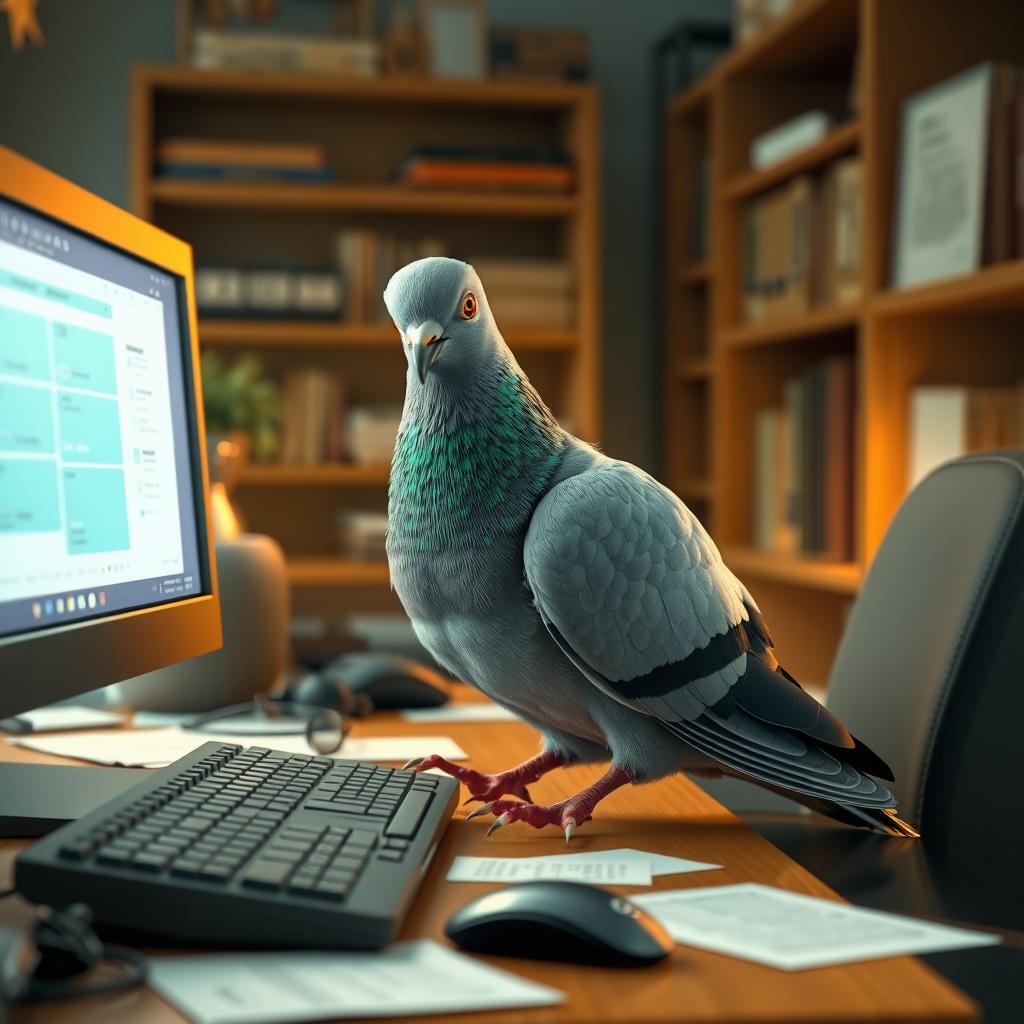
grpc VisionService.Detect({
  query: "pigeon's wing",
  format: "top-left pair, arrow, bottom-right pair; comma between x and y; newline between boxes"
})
524,461 -> 899,814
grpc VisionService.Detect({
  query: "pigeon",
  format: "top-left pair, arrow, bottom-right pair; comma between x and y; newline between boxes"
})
385,256 -> 917,843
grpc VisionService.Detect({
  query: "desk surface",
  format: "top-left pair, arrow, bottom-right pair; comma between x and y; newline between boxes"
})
1,691 -> 977,1024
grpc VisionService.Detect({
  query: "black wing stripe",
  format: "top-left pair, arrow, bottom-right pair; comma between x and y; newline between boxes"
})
607,621 -> 752,699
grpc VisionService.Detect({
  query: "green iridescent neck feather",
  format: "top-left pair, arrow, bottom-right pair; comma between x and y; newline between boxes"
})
389,371 -> 565,552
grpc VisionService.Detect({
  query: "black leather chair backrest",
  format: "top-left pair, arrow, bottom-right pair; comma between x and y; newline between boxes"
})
826,451 -> 1024,843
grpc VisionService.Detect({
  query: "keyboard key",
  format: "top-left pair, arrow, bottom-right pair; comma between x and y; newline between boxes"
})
384,838 -> 410,851
177,816 -> 214,833
97,848 -> 134,866
59,840 -> 96,861
347,830 -> 378,849
378,849 -> 404,862
384,790 -> 432,839
242,860 -> 293,890
195,862 -> 234,882
310,881 -> 349,901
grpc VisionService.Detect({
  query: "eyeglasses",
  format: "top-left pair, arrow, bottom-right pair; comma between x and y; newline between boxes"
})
184,694 -> 351,755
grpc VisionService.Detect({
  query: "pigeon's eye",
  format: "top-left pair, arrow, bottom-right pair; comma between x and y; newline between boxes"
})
460,292 -> 478,320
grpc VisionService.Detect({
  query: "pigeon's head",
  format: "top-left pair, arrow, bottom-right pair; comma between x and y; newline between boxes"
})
384,257 -> 503,387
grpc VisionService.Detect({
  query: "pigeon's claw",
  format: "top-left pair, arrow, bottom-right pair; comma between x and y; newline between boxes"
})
477,798 -> 592,836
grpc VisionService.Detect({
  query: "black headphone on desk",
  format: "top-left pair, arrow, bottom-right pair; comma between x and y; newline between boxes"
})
0,903 -> 147,1009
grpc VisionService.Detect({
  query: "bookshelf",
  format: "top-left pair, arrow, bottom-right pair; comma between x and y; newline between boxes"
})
663,0 -> 1024,684
131,65 -> 600,621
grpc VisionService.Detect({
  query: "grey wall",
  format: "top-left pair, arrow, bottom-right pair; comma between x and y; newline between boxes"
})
0,0 -> 730,472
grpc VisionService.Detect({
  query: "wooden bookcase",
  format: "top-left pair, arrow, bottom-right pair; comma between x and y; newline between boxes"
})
130,66 -> 600,622
663,0 -> 1024,685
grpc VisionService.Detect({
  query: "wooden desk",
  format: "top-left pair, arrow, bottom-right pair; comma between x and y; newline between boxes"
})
0,692 -> 977,1023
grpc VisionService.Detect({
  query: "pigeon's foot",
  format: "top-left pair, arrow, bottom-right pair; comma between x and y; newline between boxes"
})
478,764 -> 634,843
402,750 -> 565,804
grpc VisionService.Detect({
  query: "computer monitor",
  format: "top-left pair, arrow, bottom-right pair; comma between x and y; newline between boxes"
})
0,147 -> 221,831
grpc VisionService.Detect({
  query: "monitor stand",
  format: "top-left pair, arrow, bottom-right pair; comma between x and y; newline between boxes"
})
0,764 -> 143,838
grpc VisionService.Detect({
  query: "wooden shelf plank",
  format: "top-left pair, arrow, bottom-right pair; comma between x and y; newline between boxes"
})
675,262 -> 712,285
199,320 -> 579,350
722,545 -> 861,596
871,259 -> 1024,318
669,78 -> 712,119
719,0 -> 859,78
724,304 -> 860,348
725,120 -> 860,201
138,64 -> 592,109
149,180 -> 578,218
238,464 -> 389,486
287,558 -> 391,587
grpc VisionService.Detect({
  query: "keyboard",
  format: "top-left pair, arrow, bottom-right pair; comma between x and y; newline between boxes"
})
14,741 -> 459,949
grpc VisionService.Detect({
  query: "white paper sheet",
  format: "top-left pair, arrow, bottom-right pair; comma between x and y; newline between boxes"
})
447,855 -> 651,886
148,939 -> 564,1024
2,705 -> 122,732
11,727 -> 468,768
533,848 -> 721,877
401,703 -> 518,723
633,883 -> 1000,970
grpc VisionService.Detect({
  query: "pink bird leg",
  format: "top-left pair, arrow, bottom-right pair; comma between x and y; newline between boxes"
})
403,750 -> 566,804
477,763 -> 635,843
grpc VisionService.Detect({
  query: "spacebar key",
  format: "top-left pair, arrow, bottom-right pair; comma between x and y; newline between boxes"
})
384,789 -> 432,839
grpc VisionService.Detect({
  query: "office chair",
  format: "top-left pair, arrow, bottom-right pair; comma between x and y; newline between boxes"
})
739,450 -> 1024,933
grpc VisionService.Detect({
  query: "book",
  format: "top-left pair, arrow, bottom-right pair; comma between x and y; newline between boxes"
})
782,378 -> 803,553
192,29 -> 380,76
155,138 -> 327,170
893,64 -> 995,287
399,160 -> 573,192
486,291 -> 575,328
751,111 -> 833,171
280,370 -> 346,465
468,259 -> 574,292
799,364 -> 825,554
823,356 -> 855,561
490,27 -> 589,81
744,175 -> 814,324
983,65 -> 1022,265
833,156 -> 863,305
754,408 -> 782,551
154,164 -> 334,183
195,268 -> 342,319
908,387 -> 969,488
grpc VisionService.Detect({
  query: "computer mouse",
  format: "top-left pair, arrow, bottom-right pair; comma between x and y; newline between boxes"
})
444,881 -> 674,967
293,652 -> 451,711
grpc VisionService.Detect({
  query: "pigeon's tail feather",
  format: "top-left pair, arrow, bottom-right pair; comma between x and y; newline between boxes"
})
662,707 -> 920,838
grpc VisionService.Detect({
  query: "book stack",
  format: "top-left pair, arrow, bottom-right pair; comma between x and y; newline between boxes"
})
279,370 -> 345,465
397,147 -> 574,192
346,406 -> 402,467
192,30 -> 379,76
909,384 -> 1024,488
753,355 -> 855,561
196,268 -> 343,319
155,138 -> 334,183
490,28 -> 589,81
336,232 -> 446,323
469,258 -> 575,328
336,511 -> 389,562
743,158 -> 862,323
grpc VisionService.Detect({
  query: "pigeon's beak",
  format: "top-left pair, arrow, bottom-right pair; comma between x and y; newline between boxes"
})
407,320 -> 446,384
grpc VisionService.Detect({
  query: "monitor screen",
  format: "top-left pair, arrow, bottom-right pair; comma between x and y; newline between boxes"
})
0,196 -> 205,639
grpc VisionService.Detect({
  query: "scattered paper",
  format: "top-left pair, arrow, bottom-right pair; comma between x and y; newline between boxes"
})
401,703 -> 518,724
148,939 -> 564,1024
1,705 -> 122,732
447,855 -> 651,886
633,883 -> 1000,971
534,848 -> 721,877
12,727 -> 467,769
